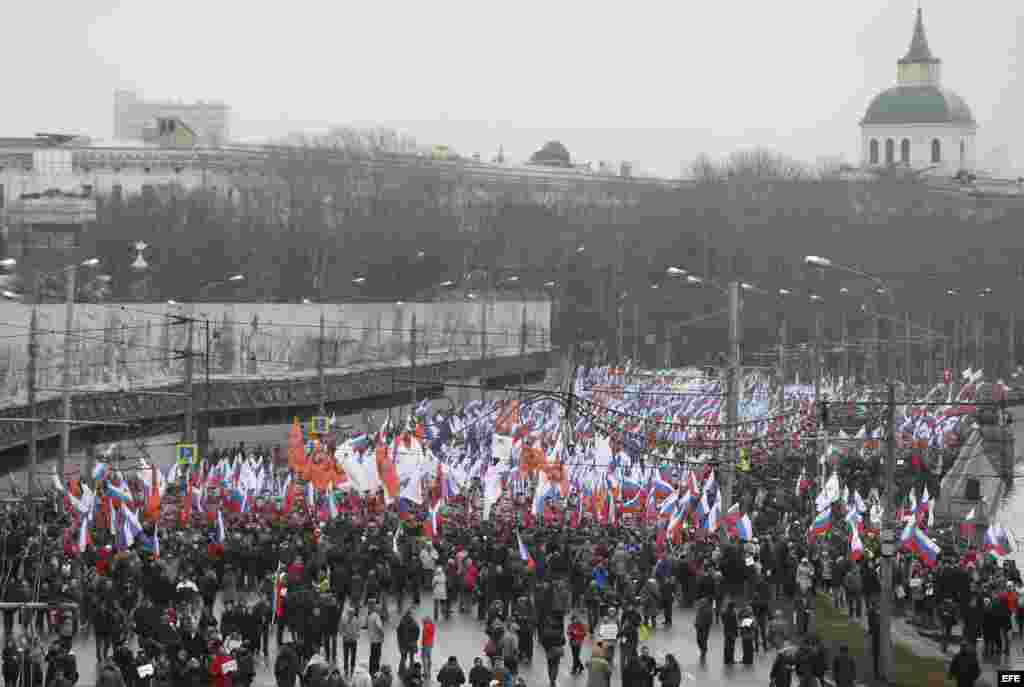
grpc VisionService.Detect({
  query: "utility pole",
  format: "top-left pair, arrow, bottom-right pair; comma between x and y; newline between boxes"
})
879,381 -> 898,682
721,281 -> 741,519
183,318 -> 195,447
953,316 -> 961,375
925,312 -> 935,385
411,313 -> 418,415
204,317 -> 212,457
871,304 -> 880,384
520,305 -> 528,391
58,265 -> 77,483
841,311 -> 850,383
777,316 -> 787,409
318,312 -> 326,415
632,302 -> 640,365
480,284 -> 488,402
616,300 -> 625,362
814,309 -> 825,483
904,311 -> 912,384
976,313 -> 985,372
26,305 -> 38,499
1010,311 -> 1017,378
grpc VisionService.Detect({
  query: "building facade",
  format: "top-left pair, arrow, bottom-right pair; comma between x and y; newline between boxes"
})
860,9 -> 977,175
114,90 -> 231,145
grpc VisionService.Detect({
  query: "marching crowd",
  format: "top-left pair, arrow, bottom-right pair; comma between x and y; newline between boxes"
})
0,367 -> 1011,687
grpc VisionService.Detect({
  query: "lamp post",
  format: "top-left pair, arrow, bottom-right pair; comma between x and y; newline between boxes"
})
804,253 -> 897,683
2,257 -> 100,494
183,273 -> 245,461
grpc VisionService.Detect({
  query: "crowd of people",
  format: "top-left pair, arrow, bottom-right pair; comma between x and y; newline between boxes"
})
0,364 -> 1011,687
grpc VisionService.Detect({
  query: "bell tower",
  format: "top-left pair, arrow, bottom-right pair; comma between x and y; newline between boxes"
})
897,7 -> 942,87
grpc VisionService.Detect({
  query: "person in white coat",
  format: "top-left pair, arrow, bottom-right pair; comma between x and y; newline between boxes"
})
421,545 -> 438,591
432,567 -> 448,621
350,662 -> 372,687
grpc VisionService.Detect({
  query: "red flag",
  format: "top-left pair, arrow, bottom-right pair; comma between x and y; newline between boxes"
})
179,481 -> 193,528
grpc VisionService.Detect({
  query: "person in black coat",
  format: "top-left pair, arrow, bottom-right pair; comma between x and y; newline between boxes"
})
621,653 -> 648,687
722,602 -> 738,665
436,656 -> 466,687
948,642 -> 980,687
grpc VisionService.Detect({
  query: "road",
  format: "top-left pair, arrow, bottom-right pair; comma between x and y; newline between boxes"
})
20,593 -> 779,687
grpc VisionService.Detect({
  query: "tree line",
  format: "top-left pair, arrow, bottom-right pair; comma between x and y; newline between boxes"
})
21,141 -> 1020,367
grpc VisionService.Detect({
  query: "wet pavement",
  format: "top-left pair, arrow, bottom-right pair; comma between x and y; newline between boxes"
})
17,592 -> 780,687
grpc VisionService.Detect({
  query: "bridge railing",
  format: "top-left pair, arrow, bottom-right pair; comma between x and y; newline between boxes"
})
0,348 -> 557,453
0,299 -> 554,410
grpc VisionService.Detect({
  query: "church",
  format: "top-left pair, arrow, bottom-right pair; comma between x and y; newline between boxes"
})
861,8 -> 976,175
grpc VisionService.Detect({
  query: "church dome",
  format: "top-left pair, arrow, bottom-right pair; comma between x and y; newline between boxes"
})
861,85 -> 974,126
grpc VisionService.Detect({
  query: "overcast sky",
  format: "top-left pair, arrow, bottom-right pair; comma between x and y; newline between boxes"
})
8,1 -> 1022,176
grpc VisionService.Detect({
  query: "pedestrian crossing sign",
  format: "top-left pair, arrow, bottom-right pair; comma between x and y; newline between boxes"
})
176,443 -> 198,465
310,416 -> 329,435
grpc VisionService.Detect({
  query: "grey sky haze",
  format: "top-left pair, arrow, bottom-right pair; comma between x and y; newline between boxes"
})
7,1 -> 1022,176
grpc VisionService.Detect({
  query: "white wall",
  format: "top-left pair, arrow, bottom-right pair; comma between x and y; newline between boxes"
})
861,123 -> 977,174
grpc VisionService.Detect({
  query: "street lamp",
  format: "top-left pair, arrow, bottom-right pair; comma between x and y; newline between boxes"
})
803,254 -> 894,305
4,256 -> 101,498
181,273 -> 246,460
804,254 -> 901,683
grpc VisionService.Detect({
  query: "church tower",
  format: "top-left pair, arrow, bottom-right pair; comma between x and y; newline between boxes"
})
860,8 -> 977,175
897,8 -> 942,87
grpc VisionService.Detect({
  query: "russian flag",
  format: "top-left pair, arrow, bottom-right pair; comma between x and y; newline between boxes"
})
658,489 -> 679,517
961,508 -> 977,536
216,509 -> 227,545
667,500 -> 687,537
811,508 -> 832,536
911,527 -> 941,567
77,514 -> 92,555
273,569 -> 287,618
984,524 -> 1012,556
517,531 -> 536,571
849,527 -> 864,561
423,500 -> 440,539
106,481 -> 130,504
722,503 -> 741,533
736,514 -> 754,541
327,490 -> 339,520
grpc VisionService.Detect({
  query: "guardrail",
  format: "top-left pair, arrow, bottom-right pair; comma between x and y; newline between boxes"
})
0,350 -> 556,453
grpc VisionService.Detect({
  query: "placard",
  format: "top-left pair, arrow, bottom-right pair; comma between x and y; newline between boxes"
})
310,416 -> 329,435
176,443 -> 197,466
137,665 -> 154,678
492,434 -> 514,462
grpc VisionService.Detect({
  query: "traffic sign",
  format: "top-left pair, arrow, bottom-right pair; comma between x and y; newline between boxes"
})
310,416 -> 330,435
176,443 -> 198,466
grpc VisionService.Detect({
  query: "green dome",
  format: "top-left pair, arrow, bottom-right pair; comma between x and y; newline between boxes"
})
861,85 -> 974,126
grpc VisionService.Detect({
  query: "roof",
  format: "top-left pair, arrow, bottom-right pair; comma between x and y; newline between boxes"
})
899,8 -> 940,65
861,85 -> 974,126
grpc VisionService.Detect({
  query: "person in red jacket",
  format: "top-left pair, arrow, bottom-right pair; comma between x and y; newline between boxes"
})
209,641 -> 236,687
288,557 -> 305,585
567,615 -> 587,675
421,616 -> 436,679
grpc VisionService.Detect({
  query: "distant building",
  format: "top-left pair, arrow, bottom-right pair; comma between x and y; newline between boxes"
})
114,90 -> 230,145
860,9 -> 976,175
141,117 -> 199,148
529,141 -> 572,168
